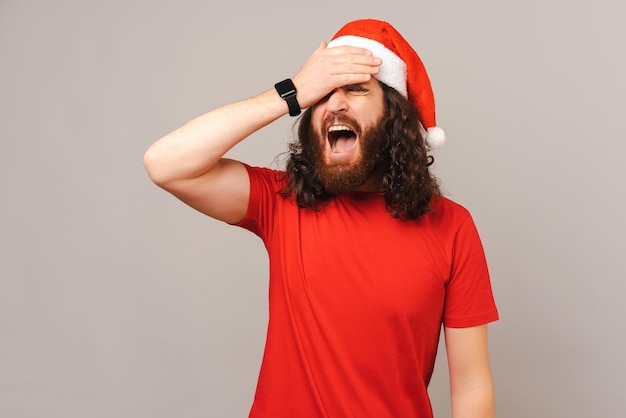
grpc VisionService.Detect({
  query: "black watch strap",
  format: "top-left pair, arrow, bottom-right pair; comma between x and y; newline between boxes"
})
274,78 -> 301,117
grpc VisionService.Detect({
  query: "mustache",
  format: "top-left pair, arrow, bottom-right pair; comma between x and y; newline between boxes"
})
322,115 -> 362,135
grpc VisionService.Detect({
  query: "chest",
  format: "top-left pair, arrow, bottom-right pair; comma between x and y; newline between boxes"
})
281,199 -> 452,322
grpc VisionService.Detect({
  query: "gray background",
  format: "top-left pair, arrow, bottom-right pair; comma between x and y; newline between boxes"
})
1,0 -> 625,417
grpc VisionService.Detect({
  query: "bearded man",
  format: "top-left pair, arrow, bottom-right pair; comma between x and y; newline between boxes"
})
144,19 -> 499,418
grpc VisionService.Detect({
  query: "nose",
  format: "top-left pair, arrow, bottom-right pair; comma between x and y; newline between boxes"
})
325,88 -> 348,114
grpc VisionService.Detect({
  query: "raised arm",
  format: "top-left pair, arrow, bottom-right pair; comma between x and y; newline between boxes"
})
445,324 -> 496,418
143,42 -> 381,224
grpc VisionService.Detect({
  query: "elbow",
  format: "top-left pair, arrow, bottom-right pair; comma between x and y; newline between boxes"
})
450,383 -> 496,418
143,146 -> 170,188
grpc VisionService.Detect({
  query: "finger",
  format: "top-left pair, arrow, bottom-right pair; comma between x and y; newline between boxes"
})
329,62 -> 381,76
328,51 -> 381,67
327,54 -> 382,75
326,44 -> 374,57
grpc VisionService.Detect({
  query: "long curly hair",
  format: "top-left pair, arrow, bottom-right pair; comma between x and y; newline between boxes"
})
279,81 -> 440,220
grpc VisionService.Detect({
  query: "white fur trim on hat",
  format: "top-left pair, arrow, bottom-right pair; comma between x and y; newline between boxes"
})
327,35 -> 408,98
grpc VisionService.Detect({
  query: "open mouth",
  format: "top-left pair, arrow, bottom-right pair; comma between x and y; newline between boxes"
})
328,125 -> 358,153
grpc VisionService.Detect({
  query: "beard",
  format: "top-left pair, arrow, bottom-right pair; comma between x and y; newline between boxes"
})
309,116 -> 387,194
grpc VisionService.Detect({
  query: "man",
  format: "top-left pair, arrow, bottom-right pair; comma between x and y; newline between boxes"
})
144,19 -> 498,418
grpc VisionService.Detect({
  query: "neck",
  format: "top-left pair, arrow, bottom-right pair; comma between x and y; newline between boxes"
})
354,167 -> 385,192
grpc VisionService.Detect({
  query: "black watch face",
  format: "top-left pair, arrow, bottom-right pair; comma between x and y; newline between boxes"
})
276,79 -> 296,97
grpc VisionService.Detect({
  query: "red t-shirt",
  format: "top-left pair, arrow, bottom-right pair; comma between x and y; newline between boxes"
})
237,165 -> 498,418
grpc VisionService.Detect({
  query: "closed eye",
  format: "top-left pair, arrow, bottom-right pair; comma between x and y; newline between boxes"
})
318,84 -> 369,103
344,84 -> 368,94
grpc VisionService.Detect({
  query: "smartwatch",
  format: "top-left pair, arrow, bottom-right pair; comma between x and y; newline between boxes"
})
274,78 -> 301,116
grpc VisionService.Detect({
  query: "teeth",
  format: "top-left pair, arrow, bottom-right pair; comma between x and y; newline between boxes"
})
328,125 -> 351,132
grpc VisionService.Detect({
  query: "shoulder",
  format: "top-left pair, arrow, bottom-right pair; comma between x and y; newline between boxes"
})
242,164 -> 289,190
427,194 -> 473,226
242,164 -> 286,181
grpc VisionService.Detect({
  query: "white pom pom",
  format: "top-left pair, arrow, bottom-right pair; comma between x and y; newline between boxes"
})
426,126 -> 446,149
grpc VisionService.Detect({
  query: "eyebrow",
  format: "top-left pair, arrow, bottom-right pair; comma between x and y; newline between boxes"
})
344,84 -> 368,91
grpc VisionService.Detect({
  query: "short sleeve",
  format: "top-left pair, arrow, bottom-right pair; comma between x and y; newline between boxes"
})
443,214 -> 499,328
235,164 -> 285,241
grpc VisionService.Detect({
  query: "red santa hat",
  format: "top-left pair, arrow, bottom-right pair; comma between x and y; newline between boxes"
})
327,19 -> 445,149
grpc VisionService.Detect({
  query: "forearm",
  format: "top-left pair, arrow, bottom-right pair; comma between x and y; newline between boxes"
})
445,325 -> 496,418
143,88 -> 287,187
